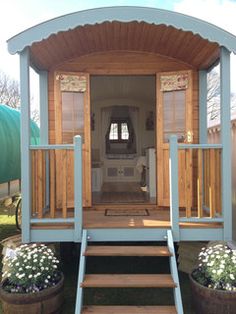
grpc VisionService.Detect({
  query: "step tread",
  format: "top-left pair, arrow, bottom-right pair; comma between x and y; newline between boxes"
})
81,274 -> 176,288
82,305 -> 177,314
84,246 -> 171,257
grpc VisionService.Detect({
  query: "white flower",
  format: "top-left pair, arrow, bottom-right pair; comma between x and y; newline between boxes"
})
29,274 -> 33,278
230,274 -> 235,280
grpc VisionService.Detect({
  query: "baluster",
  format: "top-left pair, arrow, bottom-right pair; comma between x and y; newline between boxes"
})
50,150 -> 56,218
197,149 -> 203,218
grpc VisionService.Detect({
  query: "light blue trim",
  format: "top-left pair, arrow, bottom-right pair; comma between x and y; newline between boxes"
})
199,70 -> 208,144
180,228 -> 223,241
20,48 -> 31,243
74,135 -> 83,242
167,230 -> 183,314
169,135 -> 180,241
30,218 -> 74,223
178,143 -> 222,149
39,71 -> 49,207
179,217 -> 223,223
30,229 -> 74,242
30,227 -> 224,242
30,144 -> 74,150
87,228 -> 168,242
75,229 -> 87,314
220,47 -> 232,241
39,71 -> 48,144
7,7 -> 236,55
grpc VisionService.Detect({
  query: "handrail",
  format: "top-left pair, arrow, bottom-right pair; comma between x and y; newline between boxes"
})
30,218 -> 75,223
178,143 -> 222,149
179,217 -> 223,223
30,144 -> 74,150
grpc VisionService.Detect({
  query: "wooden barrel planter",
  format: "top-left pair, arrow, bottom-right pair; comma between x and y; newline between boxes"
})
190,273 -> 236,314
0,273 -> 64,314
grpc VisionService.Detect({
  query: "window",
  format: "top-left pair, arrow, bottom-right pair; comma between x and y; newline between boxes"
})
109,123 -> 118,140
163,90 -> 186,143
109,120 -> 129,142
61,91 -> 84,144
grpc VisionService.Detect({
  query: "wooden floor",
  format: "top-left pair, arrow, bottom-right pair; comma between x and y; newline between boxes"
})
84,209 -> 171,228
92,182 -> 156,204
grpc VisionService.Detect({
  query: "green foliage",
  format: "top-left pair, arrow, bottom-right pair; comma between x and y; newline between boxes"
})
2,243 -> 60,293
192,243 -> 236,291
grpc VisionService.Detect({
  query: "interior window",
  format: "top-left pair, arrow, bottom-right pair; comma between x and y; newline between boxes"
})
106,118 -> 135,155
109,120 -> 129,142
121,123 -> 129,140
109,123 -> 119,140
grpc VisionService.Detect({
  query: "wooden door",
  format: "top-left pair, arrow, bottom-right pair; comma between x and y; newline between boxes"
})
55,72 -> 91,207
157,71 -> 193,208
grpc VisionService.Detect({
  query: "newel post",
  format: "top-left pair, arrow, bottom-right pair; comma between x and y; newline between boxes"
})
20,48 -> 31,243
220,47 -> 232,241
169,135 -> 180,241
74,135 -> 83,242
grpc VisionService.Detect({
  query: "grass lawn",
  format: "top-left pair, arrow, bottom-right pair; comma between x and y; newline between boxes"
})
0,199 -> 195,313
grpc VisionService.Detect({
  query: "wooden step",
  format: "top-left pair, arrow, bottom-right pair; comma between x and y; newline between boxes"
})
84,246 -> 171,257
82,305 -> 177,313
81,274 -> 176,288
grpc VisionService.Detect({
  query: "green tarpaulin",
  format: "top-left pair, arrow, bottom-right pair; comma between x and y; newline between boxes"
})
0,104 -> 40,184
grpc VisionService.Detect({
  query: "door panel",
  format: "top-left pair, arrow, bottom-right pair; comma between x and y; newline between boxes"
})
157,71 -> 193,207
55,72 -> 91,207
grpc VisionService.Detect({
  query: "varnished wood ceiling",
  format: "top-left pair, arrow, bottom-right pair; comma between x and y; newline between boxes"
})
30,21 -> 220,70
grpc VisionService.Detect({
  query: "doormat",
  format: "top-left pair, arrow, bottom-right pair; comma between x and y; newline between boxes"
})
105,209 -> 150,216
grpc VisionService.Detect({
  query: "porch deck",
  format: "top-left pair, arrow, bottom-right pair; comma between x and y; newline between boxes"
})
31,207 -> 223,230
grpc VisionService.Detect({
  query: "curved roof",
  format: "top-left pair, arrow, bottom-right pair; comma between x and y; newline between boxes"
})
0,104 -> 40,183
7,6 -> 236,55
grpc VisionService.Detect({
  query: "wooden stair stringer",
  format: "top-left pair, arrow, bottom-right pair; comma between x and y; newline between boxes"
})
75,229 -> 183,314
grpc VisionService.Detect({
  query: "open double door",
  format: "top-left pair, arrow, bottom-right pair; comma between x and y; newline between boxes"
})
56,70 -> 193,208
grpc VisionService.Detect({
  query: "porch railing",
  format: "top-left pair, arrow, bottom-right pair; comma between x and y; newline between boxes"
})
29,135 -> 82,242
169,135 -> 223,240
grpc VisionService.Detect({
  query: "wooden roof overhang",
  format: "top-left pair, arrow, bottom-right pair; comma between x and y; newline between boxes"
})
7,7 -> 236,71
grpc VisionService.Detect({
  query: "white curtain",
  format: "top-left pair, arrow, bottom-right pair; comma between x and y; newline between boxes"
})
101,107 -> 112,156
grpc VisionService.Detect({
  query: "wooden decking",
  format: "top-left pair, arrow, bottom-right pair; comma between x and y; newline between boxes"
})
31,207 -> 223,229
